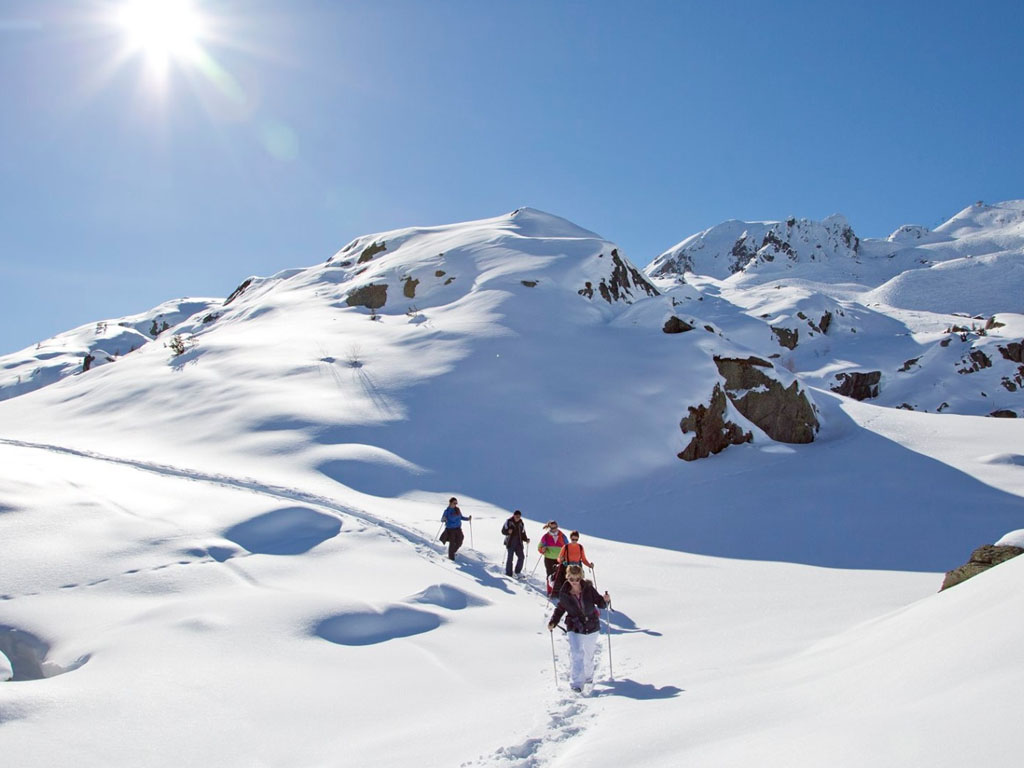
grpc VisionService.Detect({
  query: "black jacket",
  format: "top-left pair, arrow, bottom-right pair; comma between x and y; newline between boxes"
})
501,517 -> 529,546
550,580 -> 607,634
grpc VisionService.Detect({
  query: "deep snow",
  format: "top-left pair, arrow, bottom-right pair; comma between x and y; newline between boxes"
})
1,202 -> 1022,766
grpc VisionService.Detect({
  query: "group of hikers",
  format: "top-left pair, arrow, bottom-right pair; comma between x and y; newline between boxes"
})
440,498 -> 611,693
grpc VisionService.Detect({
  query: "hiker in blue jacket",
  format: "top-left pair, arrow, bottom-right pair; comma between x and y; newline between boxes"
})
440,497 -> 472,560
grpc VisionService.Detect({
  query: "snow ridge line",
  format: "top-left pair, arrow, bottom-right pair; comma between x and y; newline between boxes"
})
0,436 -> 445,562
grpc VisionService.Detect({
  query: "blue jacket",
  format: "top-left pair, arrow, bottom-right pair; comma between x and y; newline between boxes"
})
442,506 -> 469,529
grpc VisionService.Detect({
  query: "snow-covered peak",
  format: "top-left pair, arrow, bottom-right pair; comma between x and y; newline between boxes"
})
233,207 -> 660,324
934,200 -> 1024,238
648,214 -> 860,281
887,224 -> 945,244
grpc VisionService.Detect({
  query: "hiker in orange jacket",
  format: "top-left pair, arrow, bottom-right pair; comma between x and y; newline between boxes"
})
553,530 -> 593,593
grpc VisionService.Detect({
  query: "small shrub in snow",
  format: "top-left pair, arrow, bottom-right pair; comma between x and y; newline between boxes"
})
168,335 -> 195,357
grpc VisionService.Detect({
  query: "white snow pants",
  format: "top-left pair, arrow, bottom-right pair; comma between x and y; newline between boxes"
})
567,631 -> 599,688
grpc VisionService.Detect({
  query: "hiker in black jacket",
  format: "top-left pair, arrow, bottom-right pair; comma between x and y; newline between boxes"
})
548,565 -> 610,692
501,509 -> 530,577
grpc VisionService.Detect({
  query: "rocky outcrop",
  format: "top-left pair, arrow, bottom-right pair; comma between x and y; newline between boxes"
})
831,371 -> 881,400
663,316 -> 695,334
678,384 -> 752,461
580,249 -> 660,304
357,240 -> 387,264
715,356 -> 819,443
997,341 -> 1023,363
940,544 -> 1024,590
956,349 -> 992,374
224,278 -> 255,306
771,326 -> 798,350
796,310 -> 832,335
345,284 -> 388,310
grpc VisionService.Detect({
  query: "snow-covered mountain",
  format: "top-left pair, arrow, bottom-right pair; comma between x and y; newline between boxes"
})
0,298 -> 220,402
1,203 -> 1022,562
1,202 -> 1022,767
648,200 -> 1024,418
648,213 -> 862,280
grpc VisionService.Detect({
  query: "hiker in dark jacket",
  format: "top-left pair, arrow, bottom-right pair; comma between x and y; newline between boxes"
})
501,509 -> 530,576
548,565 -> 610,692
441,497 -> 471,560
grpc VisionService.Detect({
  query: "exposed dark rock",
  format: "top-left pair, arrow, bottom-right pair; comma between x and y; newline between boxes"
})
201,313 -> 219,324
1002,364 -> 1024,390
521,280 -> 538,287
841,224 -> 860,253
586,250 -> 660,304
730,238 -> 755,273
82,354 -> 94,373
435,270 -> 446,278
957,349 -> 992,374
761,230 -> 795,260
998,342 -> 1024,363
678,384 -> 752,461
715,356 -> 819,443
797,311 -> 831,334
224,278 -> 254,306
403,277 -> 419,299
941,544 -> 1024,590
357,241 -> 387,264
831,371 -> 881,400
578,282 -> 594,299
662,316 -> 694,334
444,277 -> 456,286
345,284 -> 388,310
899,357 -> 920,372
985,316 -> 1005,330
818,311 -> 832,335
990,410 -> 1018,418
771,326 -> 798,350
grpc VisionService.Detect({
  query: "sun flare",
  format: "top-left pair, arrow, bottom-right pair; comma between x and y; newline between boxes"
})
115,0 -> 205,67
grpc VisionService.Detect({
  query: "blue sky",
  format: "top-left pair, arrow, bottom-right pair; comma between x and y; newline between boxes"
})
2,0 -> 1022,355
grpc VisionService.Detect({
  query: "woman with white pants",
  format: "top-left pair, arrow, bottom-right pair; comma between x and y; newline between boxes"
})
548,565 -> 610,692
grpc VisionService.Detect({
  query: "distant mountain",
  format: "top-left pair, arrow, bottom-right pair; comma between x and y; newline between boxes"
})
648,201 -> 1024,312
0,298 -> 219,402
0,202 -> 1022,570
648,214 -> 862,281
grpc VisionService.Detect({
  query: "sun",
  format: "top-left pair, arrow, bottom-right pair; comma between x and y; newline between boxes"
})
115,0 -> 206,68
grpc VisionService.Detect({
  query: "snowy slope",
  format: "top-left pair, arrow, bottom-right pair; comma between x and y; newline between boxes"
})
2,204 -> 1024,767
0,298 -> 219,402
0,434 -> 1019,767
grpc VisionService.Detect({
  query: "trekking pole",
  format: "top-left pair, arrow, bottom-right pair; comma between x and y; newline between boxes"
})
550,627 -> 559,689
604,599 -> 614,681
435,522 -> 444,541
590,564 -> 598,589
529,553 -> 543,577
469,518 -> 474,550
